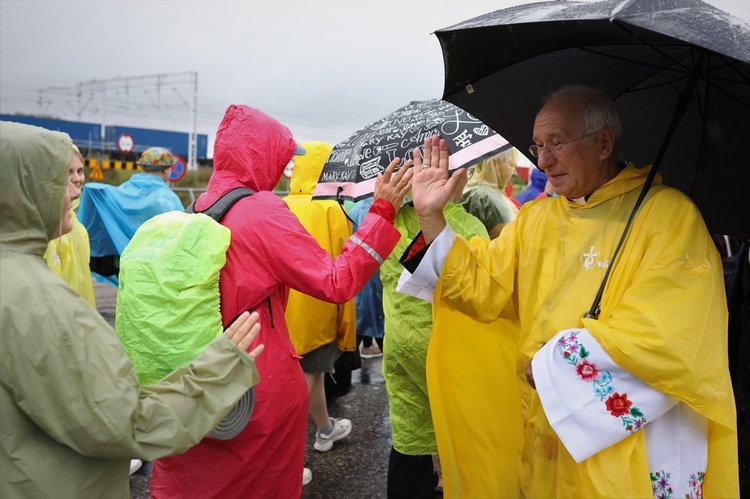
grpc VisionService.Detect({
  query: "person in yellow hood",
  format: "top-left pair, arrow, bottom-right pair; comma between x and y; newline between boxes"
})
43,144 -> 96,307
460,147 -> 520,239
283,141 -> 356,482
399,85 -> 738,497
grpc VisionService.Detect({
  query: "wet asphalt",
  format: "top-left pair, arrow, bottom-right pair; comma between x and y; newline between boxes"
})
94,283 -> 399,499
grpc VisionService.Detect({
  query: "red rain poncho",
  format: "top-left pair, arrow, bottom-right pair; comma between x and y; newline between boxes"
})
150,105 -> 401,498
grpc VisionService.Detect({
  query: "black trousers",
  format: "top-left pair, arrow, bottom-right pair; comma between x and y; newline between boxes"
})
387,447 -> 438,499
359,334 -> 384,351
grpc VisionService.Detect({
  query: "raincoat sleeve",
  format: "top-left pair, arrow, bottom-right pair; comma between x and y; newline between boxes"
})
396,225 -> 456,302
399,220 -> 519,324
248,197 -> 401,304
434,218 -> 520,323
575,190 -> 735,432
2,272 -> 261,461
531,328 -> 677,462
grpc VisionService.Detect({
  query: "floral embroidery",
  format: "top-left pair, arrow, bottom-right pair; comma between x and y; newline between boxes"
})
650,469 -> 704,499
557,330 -> 647,432
605,392 -> 632,417
685,471 -> 704,499
576,360 -> 599,381
651,470 -> 673,499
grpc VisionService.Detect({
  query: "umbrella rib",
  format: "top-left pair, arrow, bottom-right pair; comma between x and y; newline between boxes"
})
609,20 -> 707,75
578,46 -> 692,74
582,43 -> 750,109
580,46 -> 749,86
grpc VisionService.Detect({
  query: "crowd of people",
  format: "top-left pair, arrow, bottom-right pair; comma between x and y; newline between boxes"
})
0,83 -> 743,498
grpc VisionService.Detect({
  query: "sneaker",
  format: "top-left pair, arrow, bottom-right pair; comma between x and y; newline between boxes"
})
360,345 -> 382,359
314,417 -> 352,452
302,467 -> 312,486
129,459 -> 142,476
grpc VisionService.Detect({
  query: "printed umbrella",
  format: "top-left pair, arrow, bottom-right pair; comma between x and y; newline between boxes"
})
312,99 -> 510,201
434,0 -> 750,237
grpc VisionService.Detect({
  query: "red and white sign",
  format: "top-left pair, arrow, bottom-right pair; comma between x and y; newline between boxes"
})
117,133 -> 134,154
169,154 -> 187,182
283,160 -> 294,179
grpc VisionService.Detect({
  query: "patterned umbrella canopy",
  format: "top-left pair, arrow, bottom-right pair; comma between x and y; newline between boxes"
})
313,99 -> 510,202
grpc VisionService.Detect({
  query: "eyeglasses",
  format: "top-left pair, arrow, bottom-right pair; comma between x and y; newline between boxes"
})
528,130 -> 602,158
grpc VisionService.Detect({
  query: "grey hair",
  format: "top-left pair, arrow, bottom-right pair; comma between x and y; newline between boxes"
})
544,85 -> 621,157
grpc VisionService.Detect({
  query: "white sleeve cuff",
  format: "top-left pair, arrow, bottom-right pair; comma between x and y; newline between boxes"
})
532,328 -> 678,463
396,225 -> 456,303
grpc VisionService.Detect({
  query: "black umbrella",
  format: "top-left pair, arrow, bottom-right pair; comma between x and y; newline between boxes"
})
434,0 -> 750,237
312,99 -> 510,201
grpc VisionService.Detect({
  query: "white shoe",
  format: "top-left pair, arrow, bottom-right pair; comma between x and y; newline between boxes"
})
129,459 -> 142,476
303,467 -> 313,486
360,345 -> 383,359
314,417 -> 352,452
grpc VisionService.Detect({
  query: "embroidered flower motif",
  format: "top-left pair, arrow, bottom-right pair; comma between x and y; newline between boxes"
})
605,392 -> 633,417
557,330 -> 648,433
576,360 -> 599,381
593,383 -> 615,398
685,471 -> 704,499
651,470 -> 673,499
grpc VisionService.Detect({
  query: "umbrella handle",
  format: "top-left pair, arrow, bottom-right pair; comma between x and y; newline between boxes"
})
335,186 -> 358,228
585,54 -> 706,320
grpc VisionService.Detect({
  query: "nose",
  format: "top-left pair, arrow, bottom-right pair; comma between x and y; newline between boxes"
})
68,180 -> 82,201
536,147 -> 556,171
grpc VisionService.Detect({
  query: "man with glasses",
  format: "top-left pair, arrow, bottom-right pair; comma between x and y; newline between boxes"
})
397,85 -> 738,497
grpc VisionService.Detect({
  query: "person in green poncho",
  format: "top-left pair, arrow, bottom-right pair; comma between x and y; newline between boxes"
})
380,168 -> 488,498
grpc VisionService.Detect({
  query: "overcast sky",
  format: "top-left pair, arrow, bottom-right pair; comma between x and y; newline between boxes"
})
1,0 -> 748,156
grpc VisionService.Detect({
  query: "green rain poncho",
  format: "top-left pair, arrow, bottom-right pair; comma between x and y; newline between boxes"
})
381,203 -> 488,455
0,121 -> 261,499
116,211 -> 231,384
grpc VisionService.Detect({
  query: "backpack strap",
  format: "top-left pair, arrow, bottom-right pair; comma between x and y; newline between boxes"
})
185,187 -> 255,222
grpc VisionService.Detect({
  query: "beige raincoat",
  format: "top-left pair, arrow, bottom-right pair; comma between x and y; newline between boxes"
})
0,121 -> 261,498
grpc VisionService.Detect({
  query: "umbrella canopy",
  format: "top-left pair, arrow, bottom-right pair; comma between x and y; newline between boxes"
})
313,99 -> 510,201
435,0 -> 750,237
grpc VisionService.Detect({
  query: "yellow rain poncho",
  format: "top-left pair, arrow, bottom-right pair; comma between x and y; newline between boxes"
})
381,203 -> 488,457
43,198 -> 96,307
428,282 -> 524,498
435,164 -> 738,497
284,141 -> 356,355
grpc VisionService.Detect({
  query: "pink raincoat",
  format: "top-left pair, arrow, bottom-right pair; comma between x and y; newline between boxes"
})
150,105 -> 401,498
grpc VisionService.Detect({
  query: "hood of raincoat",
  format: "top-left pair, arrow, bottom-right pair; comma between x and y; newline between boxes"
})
208,105 -> 299,194
466,147 -> 519,190
288,142 -> 333,195
0,121 -> 71,257
569,163 -> 661,209
529,168 -> 547,189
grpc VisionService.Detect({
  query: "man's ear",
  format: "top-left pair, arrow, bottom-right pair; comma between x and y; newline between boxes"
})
599,128 -> 615,160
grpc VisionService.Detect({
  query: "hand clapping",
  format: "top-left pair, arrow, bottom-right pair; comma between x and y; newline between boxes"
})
224,311 -> 264,360
373,157 -> 414,211
411,136 -> 461,242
